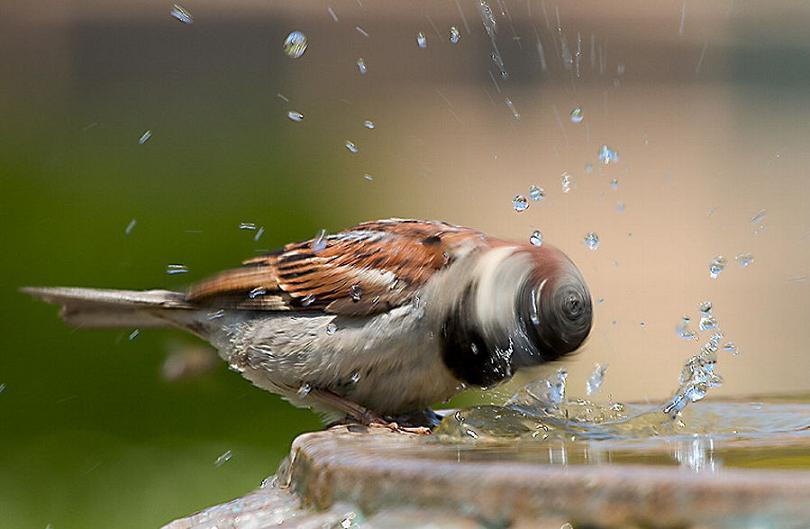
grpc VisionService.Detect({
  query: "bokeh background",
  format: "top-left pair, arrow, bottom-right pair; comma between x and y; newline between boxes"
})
3,0 -> 810,527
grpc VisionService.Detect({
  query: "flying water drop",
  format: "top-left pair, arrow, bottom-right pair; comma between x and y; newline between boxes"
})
569,107 -> 584,123
504,98 -> 520,119
345,140 -> 359,153
283,31 -> 308,59
449,26 -> 461,44
356,58 -> 367,75
583,232 -> 599,250
561,172 -> 574,193
311,229 -> 327,252
170,4 -> 193,24
138,130 -> 152,144
326,323 -> 337,335
736,253 -> 754,268
214,450 -> 232,467
529,230 -> 543,247
287,111 -> 304,122
586,363 -> 608,395
512,195 -> 529,212
349,284 -> 363,302
528,185 -> 545,201
709,256 -> 727,279
166,264 -> 189,275
363,120 -> 375,129
416,32 -> 427,48
597,144 -> 620,165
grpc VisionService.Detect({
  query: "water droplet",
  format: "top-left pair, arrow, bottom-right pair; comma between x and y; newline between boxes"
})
311,229 -> 327,252
239,222 -> 257,230
610,178 -> 619,190
138,130 -> 152,144
0,383 -> 5,393
254,226 -> 264,241
300,294 -> 316,307
736,253 -> 754,268
585,163 -> 593,174
363,174 -> 374,182
583,232 -> 599,250
214,450 -> 232,467
355,26 -> 369,38
640,321 -> 646,327
676,315 -> 698,340
751,209 -> 768,225
615,202 -> 626,213
586,363 -> 608,395
504,97 -> 520,119
363,120 -> 375,129
529,230 -> 543,247
166,264 -> 189,275
170,4 -> 193,24
699,315 -> 718,331
561,172 -> 574,193
561,523 -> 574,529
124,218 -> 137,236
207,309 -> 225,320
249,287 -> 267,299
326,323 -> 337,335
128,329 -> 140,341
528,185 -> 545,201
569,107 -> 584,123
345,140 -> 359,153
699,301 -> 713,314
722,342 -> 739,356
297,383 -> 312,397
512,195 -> 529,212
597,144 -> 620,165
287,111 -> 304,122
449,26 -> 461,44
709,256 -> 727,279
597,298 -> 605,304
356,57 -> 367,75
349,284 -> 363,302
283,31 -> 308,59
350,371 -> 361,384
328,6 -> 339,22
416,32 -> 427,48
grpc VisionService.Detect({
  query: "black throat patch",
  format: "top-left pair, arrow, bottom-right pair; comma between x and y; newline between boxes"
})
439,284 -> 512,388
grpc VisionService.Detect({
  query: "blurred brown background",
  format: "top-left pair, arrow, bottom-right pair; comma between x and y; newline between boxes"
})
2,1 -> 810,527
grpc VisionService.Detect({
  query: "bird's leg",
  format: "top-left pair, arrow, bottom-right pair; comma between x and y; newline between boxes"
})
306,388 -> 395,430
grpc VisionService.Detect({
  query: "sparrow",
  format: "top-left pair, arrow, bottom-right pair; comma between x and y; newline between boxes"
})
23,218 -> 592,427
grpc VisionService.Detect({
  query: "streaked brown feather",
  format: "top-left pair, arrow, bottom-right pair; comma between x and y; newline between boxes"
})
187,218 -> 486,315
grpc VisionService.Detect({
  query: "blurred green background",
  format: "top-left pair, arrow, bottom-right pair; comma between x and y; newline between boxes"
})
4,0 -> 810,527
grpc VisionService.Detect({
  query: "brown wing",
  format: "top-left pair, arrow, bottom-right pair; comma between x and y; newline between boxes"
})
187,219 -> 485,315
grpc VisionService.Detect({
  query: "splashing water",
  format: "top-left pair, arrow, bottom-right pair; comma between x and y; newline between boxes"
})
586,364 -> 608,395
436,304 -> 739,444
283,31 -> 308,59
504,98 -> 520,120
512,195 -> 529,212
583,232 -> 600,250
166,264 -> 189,275
676,315 -> 698,340
529,230 -> 543,247
311,229 -> 327,252
287,111 -> 304,122
363,120 -> 375,129
449,26 -> 461,44
356,58 -> 367,75
416,32 -> 427,49
138,130 -> 152,144
569,107 -> 584,123
214,450 -> 232,467
345,140 -> 359,153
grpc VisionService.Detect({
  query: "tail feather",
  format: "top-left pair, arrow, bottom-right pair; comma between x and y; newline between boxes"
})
21,287 -> 193,329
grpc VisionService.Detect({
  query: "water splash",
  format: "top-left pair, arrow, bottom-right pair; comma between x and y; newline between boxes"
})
586,364 -> 608,395
561,172 -> 574,193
